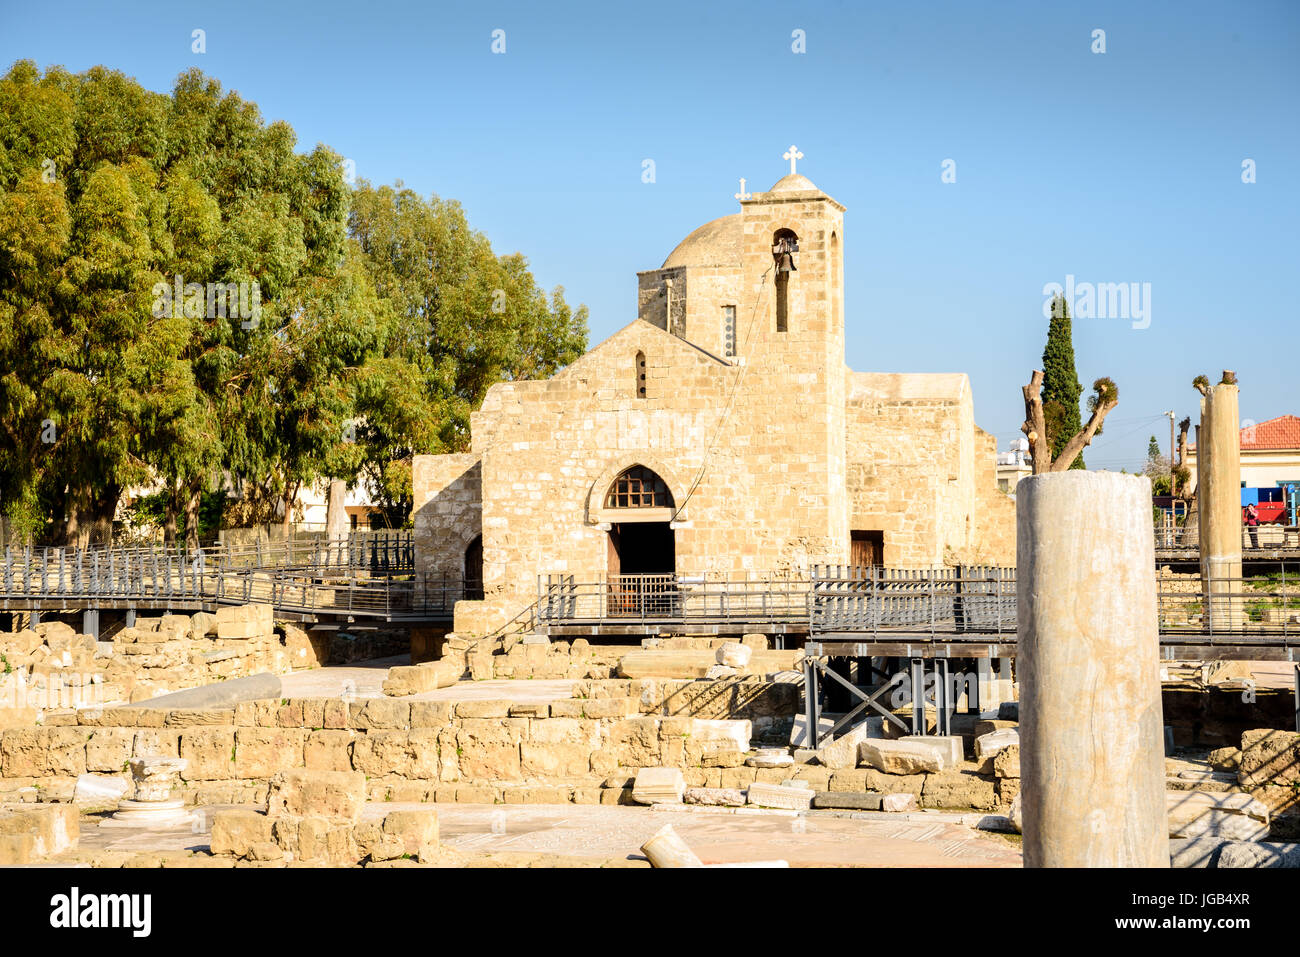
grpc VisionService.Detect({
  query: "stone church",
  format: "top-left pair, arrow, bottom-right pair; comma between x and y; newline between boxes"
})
413,152 -> 1015,634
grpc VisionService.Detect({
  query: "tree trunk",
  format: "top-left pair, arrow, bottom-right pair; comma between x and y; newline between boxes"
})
87,482 -> 120,546
63,490 -> 87,548
163,481 -> 179,546
1021,370 -> 1051,475
325,478 -> 349,541
184,482 -> 202,553
1050,395 -> 1118,472
281,482 -> 298,539
1023,371 -> 1119,473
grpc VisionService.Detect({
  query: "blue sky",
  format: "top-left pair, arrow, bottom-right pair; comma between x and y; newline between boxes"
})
3,0 -> 1298,471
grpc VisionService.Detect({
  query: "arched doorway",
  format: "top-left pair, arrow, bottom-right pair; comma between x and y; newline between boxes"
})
604,466 -> 676,615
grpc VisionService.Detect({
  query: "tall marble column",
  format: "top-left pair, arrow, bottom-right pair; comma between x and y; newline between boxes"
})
1016,471 -> 1168,867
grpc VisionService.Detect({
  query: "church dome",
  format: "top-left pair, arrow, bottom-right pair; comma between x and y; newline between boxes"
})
661,213 -> 742,269
769,172 -> 818,193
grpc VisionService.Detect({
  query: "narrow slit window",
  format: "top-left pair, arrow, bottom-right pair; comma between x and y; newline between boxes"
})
722,305 -> 736,357
635,351 -> 647,398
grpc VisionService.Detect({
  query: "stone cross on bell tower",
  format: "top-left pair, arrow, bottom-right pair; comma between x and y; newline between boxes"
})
783,145 -> 804,176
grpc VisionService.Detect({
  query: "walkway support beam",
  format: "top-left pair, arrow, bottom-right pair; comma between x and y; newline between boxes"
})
1017,471 -> 1168,868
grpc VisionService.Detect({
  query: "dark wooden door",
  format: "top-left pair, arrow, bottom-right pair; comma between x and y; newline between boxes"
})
850,530 -> 883,567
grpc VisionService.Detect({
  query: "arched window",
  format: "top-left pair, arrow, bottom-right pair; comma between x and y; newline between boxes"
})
635,351 -> 647,398
772,228 -> 798,333
605,466 -> 674,509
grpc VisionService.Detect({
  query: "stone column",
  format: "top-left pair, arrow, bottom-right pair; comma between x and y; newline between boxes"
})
1017,471 -> 1168,867
1198,377 -> 1243,630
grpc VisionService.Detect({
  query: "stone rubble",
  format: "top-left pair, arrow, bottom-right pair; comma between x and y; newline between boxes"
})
632,767 -> 685,805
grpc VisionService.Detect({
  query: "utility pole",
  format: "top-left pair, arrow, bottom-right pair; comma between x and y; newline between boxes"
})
1165,410 -> 1176,483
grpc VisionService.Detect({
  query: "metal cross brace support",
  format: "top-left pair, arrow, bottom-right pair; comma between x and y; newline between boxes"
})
934,658 -> 952,737
805,656 -> 910,749
910,658 -> 926,735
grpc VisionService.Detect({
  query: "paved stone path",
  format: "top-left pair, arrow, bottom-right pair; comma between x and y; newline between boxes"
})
68,801 -> 1021,867
397,802 -> 1022,867
276,658 -> 575,703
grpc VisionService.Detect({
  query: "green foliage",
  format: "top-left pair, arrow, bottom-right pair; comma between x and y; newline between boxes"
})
0,61 -> 586,543
1147,435 -> 1161,460
1041,294 -> 1085,469
347,181 -> 587,523
0,62 -> 346,545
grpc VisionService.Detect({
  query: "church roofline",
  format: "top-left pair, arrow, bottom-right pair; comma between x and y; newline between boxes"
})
740,190 -> 845,212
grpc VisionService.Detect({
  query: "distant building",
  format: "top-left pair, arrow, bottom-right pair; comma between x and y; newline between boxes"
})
1185,414 -> 1300,494
996,437 -> 1033,493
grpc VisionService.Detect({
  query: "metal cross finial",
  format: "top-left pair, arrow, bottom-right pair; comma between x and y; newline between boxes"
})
783,145 -> 804,176
734,177 -> 751,201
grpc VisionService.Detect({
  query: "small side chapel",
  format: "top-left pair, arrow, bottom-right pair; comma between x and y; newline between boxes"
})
412,149 -> 1016,634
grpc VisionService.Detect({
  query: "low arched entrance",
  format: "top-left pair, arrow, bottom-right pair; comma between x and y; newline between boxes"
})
603,465 -> 677,616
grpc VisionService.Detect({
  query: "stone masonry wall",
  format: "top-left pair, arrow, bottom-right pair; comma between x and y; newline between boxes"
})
411,180 -> 1014,634
0,680 -> 799,808
971,427 -> 1017,566
411,453 -> 481,586
846,373 -> 967,566
0,606 -> 327,726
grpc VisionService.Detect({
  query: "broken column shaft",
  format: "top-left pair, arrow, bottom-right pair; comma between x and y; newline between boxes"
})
1197,378 -> 1243,630
1016,471 -> 1168,867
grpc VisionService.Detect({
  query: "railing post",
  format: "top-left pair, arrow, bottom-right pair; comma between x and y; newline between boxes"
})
928,568 -> 936,637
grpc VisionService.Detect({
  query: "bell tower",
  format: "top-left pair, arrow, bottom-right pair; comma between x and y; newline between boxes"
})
733,147 -> 848,563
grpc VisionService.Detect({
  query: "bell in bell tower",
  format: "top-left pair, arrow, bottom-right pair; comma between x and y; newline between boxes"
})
772,228 -> 799,333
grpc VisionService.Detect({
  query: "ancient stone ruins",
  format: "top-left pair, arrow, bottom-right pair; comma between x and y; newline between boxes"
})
0,160 -> 1294,870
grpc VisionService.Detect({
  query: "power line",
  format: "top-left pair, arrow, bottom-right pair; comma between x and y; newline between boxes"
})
672,265 -> 773,521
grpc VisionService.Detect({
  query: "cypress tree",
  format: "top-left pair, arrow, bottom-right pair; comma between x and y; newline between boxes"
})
1041,294 -> 1085,469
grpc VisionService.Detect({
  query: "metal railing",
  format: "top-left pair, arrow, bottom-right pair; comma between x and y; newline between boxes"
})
1158,567 -> 1300,638
1154,524 -> 1300,550
809,564 -> 1016,637
0,534 -> 462,619
536,564 -> 1300,644
537,572 -> 812,625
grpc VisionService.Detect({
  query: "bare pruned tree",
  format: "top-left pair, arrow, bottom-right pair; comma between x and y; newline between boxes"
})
1021,372 -> 1120,474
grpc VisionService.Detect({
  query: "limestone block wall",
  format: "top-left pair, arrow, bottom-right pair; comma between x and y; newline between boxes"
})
636,265 -> 686,338
1238,728 -> 1300,838
638,265 -> 744,362
411,453 -> 481,584
408,183 -> 1013,632
0,608 -> 326,726
970,427 -> 1017,566
413,319 -> 855,632
0,680 -> 799,807
738,192 -> 847,559
846,373 -> 969,566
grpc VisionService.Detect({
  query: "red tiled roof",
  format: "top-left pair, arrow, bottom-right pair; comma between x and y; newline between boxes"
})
1189,414 -> 1300,453
1240,415 -> 1300,450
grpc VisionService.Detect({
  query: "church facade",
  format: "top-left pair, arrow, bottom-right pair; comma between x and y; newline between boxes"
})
412,154 -> 1015,635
